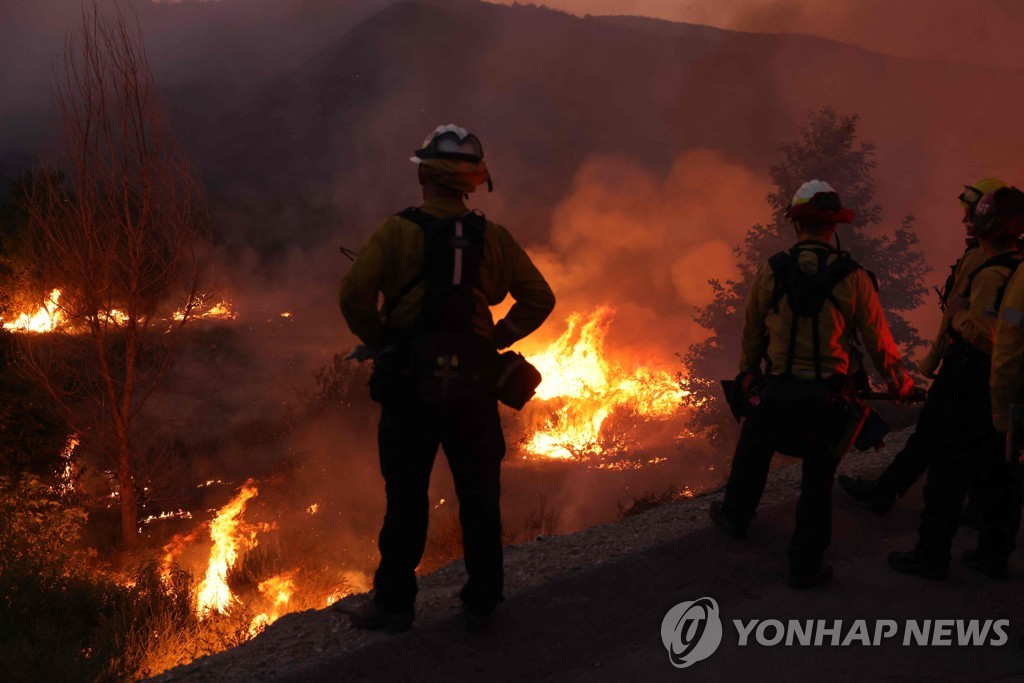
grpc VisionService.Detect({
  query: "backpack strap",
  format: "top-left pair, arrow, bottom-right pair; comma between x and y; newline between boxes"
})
977,253 -> 1024,313
963,252 -> 1024,299
385,207 -> 488,330
768,246 -> 862,381
767,251 -> 791,314
381,208 -> 435,321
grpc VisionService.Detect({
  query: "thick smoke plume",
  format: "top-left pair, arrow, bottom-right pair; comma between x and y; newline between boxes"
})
523,149 -> 771,363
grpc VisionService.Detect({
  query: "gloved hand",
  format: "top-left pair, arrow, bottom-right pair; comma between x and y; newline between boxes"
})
493,319 -> 516,350
887,372 -> 920,402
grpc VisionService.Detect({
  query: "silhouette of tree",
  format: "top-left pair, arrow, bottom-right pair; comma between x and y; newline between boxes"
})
16,2 -> 211,546
680,108 -> 928,442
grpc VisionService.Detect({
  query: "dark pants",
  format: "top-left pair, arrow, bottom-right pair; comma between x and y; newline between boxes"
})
373,388 -> 506,615
876,383 -> 948,496
721,411 -> 841,577
975,445 -> 1022,561
876,361 -> 984,509
915,348 -> 1000,561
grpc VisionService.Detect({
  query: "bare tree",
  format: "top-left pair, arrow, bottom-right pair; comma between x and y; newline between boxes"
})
17,1 -> 211,547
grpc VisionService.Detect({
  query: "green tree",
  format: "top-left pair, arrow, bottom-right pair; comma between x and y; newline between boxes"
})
680,108 -> 929,442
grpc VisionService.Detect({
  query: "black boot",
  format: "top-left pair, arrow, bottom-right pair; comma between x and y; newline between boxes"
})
962,549 -> 1009,579
709,500 -> 747,539
887,550 -> 949,580
335,597 -> 414,633
837,474 -> 896,514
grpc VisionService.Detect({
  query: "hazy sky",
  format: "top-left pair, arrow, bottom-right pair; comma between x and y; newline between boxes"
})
490,0 -> 1024,69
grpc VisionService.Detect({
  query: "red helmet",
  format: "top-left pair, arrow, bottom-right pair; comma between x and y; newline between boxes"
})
784,180 -> 856,225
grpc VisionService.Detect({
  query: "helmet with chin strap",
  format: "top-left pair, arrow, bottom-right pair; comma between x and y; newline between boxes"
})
411,124 -> 492,193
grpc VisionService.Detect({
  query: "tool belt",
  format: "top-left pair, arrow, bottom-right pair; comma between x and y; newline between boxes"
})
755,374 -> 866,459
369,332 -> 541,409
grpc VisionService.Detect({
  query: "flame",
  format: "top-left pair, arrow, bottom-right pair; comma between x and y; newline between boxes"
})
174,296 -> 237,322
523,307 -> 687,460
140,509 -> 194,525
3,289 -> 239,333
99,309 -> 129,326
306,503 -> 319,515
54,434 -> 80,497
248,570 -> 297,636
2,289 -> 65,333
195,481 -> 260,617
203,301 -> 237,320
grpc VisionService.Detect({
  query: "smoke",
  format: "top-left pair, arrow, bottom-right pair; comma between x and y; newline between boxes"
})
7,0 -> 1024,617
522,148 -> 771,362
487,0 -> 1024,69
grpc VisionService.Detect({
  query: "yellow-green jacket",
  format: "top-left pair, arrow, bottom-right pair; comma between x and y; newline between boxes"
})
740,239 -> 912,395
991,264 -> 1024,431
918,246 -> 987,376
339,196 -> 555,348
946,249 -> 1020,357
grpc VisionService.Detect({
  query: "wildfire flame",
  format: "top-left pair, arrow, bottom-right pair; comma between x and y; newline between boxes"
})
248,571 -> 298,636
172,296 -> 238,322
523,307 -> 687,460
196,481 -> 260,617
2,289 -> 65,333
54,433 -> 80,497
2,289 -> 238,334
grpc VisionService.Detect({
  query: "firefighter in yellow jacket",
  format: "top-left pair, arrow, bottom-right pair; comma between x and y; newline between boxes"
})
888,186 -> 1023,579
839,178 -> 1006,513
710,180 -> 914,589
965,186 -> 1024,579
338,125 -> 555,631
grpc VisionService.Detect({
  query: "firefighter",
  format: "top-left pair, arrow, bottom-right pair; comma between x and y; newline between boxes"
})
888,187 -> 1024,579
337,124 -> 555,631
967,186 -> 1024,578
839,178 -> 1007,513
710,180 -> 915,589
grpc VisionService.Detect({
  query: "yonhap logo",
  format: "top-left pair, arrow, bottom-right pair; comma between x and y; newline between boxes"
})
661,597 -> 723,668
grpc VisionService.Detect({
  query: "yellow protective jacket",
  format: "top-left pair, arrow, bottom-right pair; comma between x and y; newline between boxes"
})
740,239 -> 912,395
918,245 -> 987,377
339,196 -> 555,348
991,264 -> 1024,431
947,248 -> 1021,357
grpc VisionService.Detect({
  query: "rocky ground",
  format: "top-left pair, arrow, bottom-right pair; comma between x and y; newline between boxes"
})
152,428 -> 1024,682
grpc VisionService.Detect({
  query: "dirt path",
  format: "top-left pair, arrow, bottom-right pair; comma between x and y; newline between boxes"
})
154,429 -> 1024,682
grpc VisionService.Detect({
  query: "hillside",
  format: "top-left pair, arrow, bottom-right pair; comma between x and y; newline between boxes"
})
151,428 -> 1024,681
6,0 -> 1024,267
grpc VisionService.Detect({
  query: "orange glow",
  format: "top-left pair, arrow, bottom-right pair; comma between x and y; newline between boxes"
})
2,289 -> 65,333
522,307 -> 687,460
196,481 -> 259,617
248,570 -> 297,636
173,296 -> 238,322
